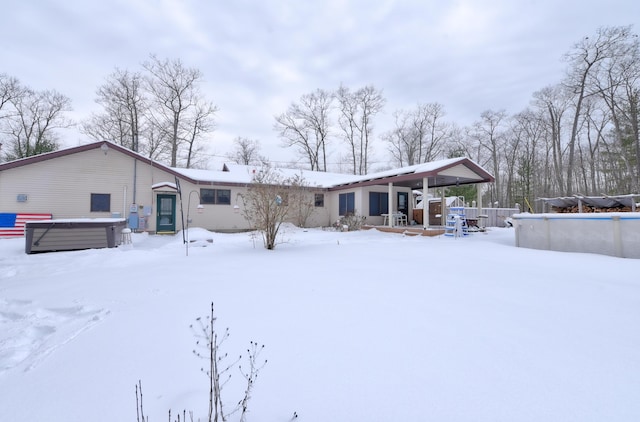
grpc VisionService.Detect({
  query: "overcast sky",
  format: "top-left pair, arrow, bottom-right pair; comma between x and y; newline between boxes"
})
2,0 -> 638,168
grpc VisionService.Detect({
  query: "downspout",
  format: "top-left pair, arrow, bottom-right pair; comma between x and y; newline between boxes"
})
133,158 -> 137,205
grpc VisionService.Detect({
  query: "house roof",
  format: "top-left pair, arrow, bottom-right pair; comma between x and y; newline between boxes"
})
0,141 -> 494,190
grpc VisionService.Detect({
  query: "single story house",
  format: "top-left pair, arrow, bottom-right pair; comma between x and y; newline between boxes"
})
0,141 -> 494,234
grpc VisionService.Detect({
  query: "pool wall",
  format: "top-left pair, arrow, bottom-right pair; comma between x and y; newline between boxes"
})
513,212 -> 640,259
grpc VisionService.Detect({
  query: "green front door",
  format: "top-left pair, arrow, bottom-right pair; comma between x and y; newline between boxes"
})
156,194 -> 176,233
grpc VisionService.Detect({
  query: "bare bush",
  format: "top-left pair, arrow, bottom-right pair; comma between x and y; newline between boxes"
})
136,303 -> 266,422
240,167 -> 291,250
287,174 -> 315,228
335,211 -> 366,231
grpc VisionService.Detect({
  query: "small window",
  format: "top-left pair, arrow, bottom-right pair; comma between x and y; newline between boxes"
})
91,193 -> 111,212
314,193 -> 325,207
200,188 -> 231,205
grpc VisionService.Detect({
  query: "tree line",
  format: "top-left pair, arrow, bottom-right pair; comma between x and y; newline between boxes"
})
1,55 -> 217,169
2,25 -> 639,208
269,25 -> 640,209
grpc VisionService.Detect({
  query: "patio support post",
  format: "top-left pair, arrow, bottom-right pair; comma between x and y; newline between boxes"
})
422,177 -> 429,230
477,183 -> 483,214
441,188 -> 446,226
388,182 -> 393,227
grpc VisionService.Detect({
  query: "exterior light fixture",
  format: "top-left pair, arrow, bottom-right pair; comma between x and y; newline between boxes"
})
100,143 -> 109,155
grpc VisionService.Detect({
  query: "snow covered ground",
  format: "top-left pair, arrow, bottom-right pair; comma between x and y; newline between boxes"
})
1,226 -> 639,421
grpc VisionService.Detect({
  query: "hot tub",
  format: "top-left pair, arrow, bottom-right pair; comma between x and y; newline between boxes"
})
25,218 -> 127,254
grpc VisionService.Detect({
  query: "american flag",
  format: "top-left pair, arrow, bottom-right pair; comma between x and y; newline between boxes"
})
0,213 -> 52,237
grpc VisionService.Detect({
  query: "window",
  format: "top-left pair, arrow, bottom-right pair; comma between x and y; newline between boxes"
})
338,192 -> 355,216
369,192 -> 389,216
200,188 -> 231,205
314,193 -> 325,207
200,189 -> 215,204
90,193 -> 111,212
216,189 -> 231,205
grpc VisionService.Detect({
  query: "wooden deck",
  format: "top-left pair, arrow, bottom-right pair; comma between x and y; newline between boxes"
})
362,225 -> 445,237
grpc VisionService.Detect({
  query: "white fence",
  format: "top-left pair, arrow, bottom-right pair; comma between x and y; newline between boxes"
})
513,212 -> 640,259
461,207 -> 520,227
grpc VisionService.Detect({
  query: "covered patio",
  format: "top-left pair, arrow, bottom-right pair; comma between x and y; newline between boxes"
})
330,157 -> 495,232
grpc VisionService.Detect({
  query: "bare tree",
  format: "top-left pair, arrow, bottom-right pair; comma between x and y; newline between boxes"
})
0,74 -> 23,160
562,26 -> 632,194
589,25 -> 640,192
82,111 -> 129,145
468,110 -> 507,206
532,85 -> 571,195
82,68 -> 146,152
274,89 -> 333,171
241,166 -> 292,250
0,73 -> 22,117
336,84 -> 385,174
383,109 -> 415,166
227,136 -> 266,165
1,88 -> 72,160
143,55 -> 207,167
506,109 -> 547,211
181,98 -> 218,168
416,102 -> 449,162
144,119 -> 173,161
383,102 -> 449,167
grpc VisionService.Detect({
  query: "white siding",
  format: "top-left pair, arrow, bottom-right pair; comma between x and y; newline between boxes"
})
0,148 -> 175,232
179,184 -> 333,231
1,146 -> 416,232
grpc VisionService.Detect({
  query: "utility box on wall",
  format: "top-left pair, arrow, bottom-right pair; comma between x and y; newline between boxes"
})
128,204 -> 138,229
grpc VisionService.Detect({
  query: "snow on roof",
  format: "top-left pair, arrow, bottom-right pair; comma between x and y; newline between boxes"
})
172,164 -> 357,188
330,157 -> 467,186
151,181 -> 177,190
171,157 -> 480,189
414,196 -> 463,209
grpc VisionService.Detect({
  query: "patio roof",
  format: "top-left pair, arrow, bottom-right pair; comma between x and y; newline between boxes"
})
328,157 -> 495,191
